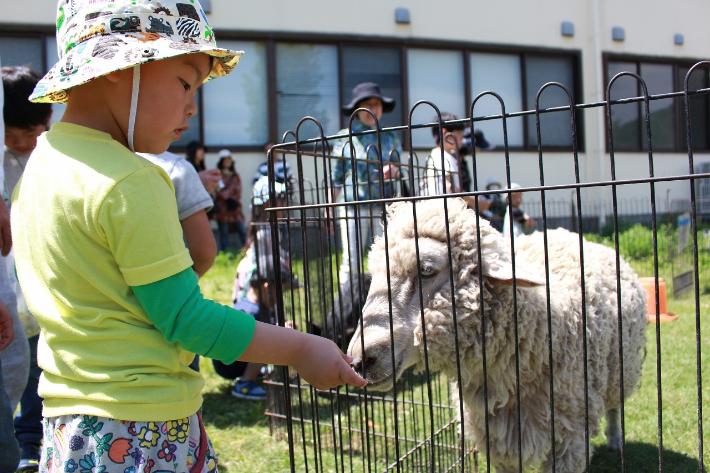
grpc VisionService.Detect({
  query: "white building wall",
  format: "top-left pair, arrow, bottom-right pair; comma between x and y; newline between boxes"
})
4,0 -> 710,215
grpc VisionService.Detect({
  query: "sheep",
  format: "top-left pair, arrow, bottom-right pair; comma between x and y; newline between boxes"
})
347,198 -> 647,473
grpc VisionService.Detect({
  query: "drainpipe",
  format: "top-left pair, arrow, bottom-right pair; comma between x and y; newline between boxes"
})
590,0 -> 607,228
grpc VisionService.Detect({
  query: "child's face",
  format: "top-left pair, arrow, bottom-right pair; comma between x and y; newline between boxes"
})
5,124 -> 47,155
111,54 -> 211,154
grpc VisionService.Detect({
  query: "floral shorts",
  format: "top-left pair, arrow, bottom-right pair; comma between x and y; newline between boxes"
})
40,413 -> 218,473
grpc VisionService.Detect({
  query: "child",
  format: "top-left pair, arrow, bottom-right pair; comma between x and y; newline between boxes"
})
218,274 -> 272,401
140,151 -> 217,278
13,1 -> 366,471
2,64 -> 53,473
0,56 -> 23,473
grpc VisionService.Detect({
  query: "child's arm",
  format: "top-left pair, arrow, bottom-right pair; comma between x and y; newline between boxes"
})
241,321 -> 367,390
131,268 -> 367,391
180,210 -> 216,277
0,199 -> 11,256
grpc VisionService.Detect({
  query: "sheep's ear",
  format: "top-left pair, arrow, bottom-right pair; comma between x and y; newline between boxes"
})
482,261 -> 546,287
477,221 -> 546,287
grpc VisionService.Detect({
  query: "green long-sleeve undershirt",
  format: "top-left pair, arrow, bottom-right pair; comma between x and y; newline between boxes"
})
131,268 -> 256,363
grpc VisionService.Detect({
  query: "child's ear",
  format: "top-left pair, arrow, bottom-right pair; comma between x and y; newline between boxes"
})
104,69 -> 130,84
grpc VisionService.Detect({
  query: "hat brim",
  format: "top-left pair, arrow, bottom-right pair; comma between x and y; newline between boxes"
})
31,34 -> 242,104
342,95 -> 396,116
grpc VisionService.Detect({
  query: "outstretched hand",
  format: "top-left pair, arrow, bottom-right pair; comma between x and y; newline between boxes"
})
293,334 -> 367,391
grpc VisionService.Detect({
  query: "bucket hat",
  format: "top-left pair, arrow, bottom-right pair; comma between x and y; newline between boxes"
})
30,0 -> 242,104
342,82 -> 395,116
253,175 -> 287,206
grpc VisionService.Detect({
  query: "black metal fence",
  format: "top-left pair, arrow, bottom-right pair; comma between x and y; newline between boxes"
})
260,61 -> 710,472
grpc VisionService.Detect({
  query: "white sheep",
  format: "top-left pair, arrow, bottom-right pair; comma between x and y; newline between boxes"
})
347,198 -> 647,473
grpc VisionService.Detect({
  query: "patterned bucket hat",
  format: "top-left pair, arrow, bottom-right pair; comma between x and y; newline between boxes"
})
31,0 -> 242,104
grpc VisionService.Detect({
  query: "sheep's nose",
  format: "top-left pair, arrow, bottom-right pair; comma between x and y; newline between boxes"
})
351,356 -> 377,377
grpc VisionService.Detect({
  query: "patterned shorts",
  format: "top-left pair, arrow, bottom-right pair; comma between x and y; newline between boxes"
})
40,413 -> 218,473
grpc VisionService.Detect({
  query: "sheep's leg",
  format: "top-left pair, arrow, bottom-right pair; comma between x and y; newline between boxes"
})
541,438 -> 587,473
605,407 -> 622,450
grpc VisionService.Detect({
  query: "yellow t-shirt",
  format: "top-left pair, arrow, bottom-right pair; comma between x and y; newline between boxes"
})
11,122 -> 202,421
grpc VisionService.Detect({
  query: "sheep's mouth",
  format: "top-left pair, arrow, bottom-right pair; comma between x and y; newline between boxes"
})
363,358 -> 409,392
364,377 -> 395,392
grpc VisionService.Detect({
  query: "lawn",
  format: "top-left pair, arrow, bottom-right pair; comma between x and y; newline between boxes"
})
199,227 -> 709,472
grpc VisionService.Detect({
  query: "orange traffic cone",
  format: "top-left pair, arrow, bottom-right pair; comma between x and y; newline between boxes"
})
640,277 -> 678,323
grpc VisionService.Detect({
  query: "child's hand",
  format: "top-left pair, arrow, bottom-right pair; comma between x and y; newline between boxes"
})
294,334 -> 367,390
0,301 -> 14,351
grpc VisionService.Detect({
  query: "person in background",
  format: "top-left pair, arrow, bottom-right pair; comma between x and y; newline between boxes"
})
186,140 -> 207,172
214,149 -> 246,251
215,176 -> 293,400
503,182 -> 536,238
483,178 -> 506,232
140,151 -> 217,278
0,55 -> 23,473
228,274 -> 271,401
330,82 -> 402,332
423,112 -> 490,213
2,65 -> 52,473
186,139 -> 221,204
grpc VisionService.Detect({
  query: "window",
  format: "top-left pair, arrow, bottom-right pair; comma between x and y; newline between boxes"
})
0,36 -> 44,73
276,43 -> 339,140
202,40 -> 268,147
607,58 -> 710,152
407,49 -> 465,148
524,55 -> 575,147
341,46 -> 403,128
640,63 -> 675,151
607,61 -> 640,151
678,65 -> 710,150
469,53 -> 524,148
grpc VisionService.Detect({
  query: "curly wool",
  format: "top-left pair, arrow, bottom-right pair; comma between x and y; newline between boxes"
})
375,198 -> 647,472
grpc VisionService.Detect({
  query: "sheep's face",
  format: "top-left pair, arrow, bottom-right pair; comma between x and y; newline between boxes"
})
347,199 -> 476,391
348,234 -> 455,391
347,198 -> 543,392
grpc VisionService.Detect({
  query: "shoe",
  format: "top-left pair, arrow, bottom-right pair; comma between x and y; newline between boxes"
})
16,458 -> 39,472
231,380 -> 267,401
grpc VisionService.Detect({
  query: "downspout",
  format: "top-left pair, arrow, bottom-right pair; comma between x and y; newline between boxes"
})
591,0 -> 607,227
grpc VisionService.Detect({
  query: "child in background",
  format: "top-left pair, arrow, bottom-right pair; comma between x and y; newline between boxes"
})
2,65 -> 53,473
13,1 -> 365,471
140,151 -> 217,278
216,273 -> 273,401
0,55 -> 23,473
502,182 -> 536,238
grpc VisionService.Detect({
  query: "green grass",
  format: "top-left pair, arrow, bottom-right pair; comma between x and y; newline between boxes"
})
199,243 -> 709,472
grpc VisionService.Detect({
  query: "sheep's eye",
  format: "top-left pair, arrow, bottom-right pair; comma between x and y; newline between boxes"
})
419,264 -> 437,279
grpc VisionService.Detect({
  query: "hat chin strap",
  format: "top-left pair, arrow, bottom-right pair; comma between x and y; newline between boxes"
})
127,65 -> 141,152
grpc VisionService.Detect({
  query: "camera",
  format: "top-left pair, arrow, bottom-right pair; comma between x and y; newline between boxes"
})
459,128 -> 492,155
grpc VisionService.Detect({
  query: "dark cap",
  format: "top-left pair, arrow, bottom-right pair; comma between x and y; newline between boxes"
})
342,82 -> 395,116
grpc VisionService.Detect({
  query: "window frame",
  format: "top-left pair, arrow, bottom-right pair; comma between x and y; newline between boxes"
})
604,52 -> 710,153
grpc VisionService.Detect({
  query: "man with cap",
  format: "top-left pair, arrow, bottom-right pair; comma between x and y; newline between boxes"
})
329,82 -> 402,334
